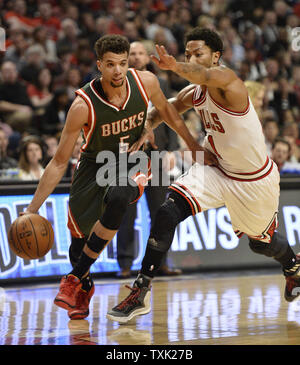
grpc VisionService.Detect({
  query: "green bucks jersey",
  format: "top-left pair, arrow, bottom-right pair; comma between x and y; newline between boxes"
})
68,69 -> 151,238
75,68 -> 149,160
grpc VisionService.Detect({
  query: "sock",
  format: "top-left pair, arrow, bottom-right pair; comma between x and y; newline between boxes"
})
140,243 -> 166,278
81,274 -> 94,292
69,251 -> 96,280
281,247 -> 299,276
134,273 -> 152,288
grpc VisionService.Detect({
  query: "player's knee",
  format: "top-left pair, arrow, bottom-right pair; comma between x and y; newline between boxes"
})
151,191 -> 193,238
248,232 -> 289,259
101,185 -> 138,230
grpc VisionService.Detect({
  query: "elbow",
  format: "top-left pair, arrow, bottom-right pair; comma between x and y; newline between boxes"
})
51,156 -> 69,172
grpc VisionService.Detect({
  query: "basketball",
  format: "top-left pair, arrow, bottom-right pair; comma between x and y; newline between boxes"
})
8,214 -> 54,260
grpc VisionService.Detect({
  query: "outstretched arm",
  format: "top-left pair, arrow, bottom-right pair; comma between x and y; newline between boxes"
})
25,97 -> 89,213
151,45 -> 248,112
133,71 -> 218,165
151,44 -> 236,88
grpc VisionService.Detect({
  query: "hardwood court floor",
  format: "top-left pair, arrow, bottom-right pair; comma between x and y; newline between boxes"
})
1,270 -> 300,346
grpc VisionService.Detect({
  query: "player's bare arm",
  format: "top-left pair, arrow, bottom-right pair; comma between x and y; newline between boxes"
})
146,83 -> 196,130
128,83 -> 196,152
130,71 -> 218,165
151,45 -> 248,112
25,97 -> 89,214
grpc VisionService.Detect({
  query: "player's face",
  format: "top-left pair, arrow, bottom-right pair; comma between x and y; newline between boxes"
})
97,52 -> 129,88
185,40 -> 220,68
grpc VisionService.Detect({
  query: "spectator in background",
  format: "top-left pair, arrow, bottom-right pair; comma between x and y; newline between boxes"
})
0,61 -> 33,134
244,48 -> 267,81
272,135 -> 300,175
146,12 -> 177,52
0,127 -> 18,170
223,27 -> 245,67
27,67 -> 53,132
80,12 -> 99,48
56,18 -> 80,56
95,17 -> 110,38
292,65 -> 300,108
271,137 -> 291,172
18,136 -> 45,180
283,135 -> 300,164
32,26 -> 58,64
20,44 -> 46,84
27,67 -> 53,110
4,0 -> 40,33
64,68 -> 82,103
262,10 -> 279,52
271,77 -> 299,125
282,123 -> 300,163
244,80 -> 266,122
282,122 -> 300,145
43,134 -> 58,166
42,88 -> 71,135
124,21 -> 140,43
3,28 -> 29,70
37,1 -> 61,41
107,6 -> 126,35
238,60 -> 251,81
263,58 -> 280,109
263,119 -> 280,156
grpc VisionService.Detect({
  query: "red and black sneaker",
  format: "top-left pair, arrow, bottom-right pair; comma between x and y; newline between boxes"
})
68,284 -> 95,320
54,275 -> 82,310
106,274 -> 151,323
284,253 -> 300,302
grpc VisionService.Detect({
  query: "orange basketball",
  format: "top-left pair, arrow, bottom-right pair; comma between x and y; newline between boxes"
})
8,214 -> 54,260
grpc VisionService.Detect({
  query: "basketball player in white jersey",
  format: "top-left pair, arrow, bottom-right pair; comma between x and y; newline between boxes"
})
107,28 -> 300,323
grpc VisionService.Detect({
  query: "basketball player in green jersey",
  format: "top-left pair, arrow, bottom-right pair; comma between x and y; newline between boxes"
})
22,34 -> 217,320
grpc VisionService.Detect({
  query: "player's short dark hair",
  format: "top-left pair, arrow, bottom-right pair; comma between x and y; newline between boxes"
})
185,27 -> 223,57
94,34 -> 130,60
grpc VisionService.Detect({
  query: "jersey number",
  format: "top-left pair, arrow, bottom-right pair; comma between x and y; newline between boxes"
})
119,135 -> 130,153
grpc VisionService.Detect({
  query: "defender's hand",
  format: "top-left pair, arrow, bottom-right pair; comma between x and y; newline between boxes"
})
203,148 -> 219,166
150,45 -> 177,71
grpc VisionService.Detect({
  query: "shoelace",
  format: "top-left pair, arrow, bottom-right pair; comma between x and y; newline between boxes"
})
116,285 -> 141,310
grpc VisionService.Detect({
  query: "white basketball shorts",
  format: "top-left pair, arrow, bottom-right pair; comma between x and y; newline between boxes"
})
169,161 -> 280,243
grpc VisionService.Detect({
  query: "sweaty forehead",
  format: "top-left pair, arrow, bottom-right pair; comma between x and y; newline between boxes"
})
185,40 -> 210,53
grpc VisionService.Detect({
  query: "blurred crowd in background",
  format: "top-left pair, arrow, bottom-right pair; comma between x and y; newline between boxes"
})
0,0 -> 300,181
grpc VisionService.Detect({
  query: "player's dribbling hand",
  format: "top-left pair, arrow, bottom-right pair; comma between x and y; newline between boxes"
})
150,45 -> 177,71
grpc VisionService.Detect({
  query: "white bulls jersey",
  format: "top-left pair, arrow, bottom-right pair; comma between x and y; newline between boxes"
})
192,85 -> 273,181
